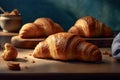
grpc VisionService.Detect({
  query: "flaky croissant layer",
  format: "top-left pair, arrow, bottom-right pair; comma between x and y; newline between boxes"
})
19,18 -> 64,38
33,32 -> 102,62
68,16 -> 113,38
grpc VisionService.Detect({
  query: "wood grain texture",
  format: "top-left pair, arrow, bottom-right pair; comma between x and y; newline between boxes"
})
11,36 -> 45,49
84,38 -> 113,48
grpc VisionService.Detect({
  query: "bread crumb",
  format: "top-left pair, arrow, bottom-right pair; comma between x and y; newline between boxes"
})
24,56 -> 27,59
29,53 -> 32,56
7,62 -> 21,71
24,66 -> 29,69
31,59 -> 35,63
103,51 -> 112,57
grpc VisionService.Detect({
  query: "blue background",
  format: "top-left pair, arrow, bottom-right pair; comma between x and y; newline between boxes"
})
0,0 -> 120,32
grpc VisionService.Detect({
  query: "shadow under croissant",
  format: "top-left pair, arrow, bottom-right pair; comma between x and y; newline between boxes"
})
12,58 -> 28,62
34,57 -> 103,64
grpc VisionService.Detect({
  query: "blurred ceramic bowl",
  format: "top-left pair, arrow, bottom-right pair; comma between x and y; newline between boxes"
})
0,14 -> 22,32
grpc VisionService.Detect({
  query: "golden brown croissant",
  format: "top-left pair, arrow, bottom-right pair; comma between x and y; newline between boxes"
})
19,18 -> 64,38
33,32 -> 102,62
68,16 -> 113,38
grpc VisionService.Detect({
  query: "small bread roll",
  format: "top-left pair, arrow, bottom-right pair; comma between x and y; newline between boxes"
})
2,43 -> 18,61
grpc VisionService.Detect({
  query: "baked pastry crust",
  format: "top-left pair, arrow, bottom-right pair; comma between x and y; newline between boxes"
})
33,32 -> 102,62
68,16 -> 113,38
7,62 -> 21,71
2,43 -> 18,61
19,18 -> 64,38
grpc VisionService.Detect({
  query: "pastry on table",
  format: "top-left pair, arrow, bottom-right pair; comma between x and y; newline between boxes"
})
7,62 -> 21,71
68,16 -> 113,38
2,43 -> 18,61
19,18 -> 64,38
33,32 -> 102,62
11,18 -> 64,49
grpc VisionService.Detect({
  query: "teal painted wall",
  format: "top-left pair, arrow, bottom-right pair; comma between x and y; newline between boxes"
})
0,0 -> 120,32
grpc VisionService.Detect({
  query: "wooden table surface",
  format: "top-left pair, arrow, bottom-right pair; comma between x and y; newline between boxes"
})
0,31 -> 120,79
0,47 -> 114,73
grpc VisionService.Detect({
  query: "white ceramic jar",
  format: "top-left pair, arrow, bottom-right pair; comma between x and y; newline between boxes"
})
0,14 -> 22,32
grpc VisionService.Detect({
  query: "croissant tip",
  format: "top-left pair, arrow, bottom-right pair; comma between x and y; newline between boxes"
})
32,53 -> 38,58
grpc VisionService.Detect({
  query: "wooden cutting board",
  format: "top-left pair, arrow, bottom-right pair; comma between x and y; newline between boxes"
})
11,36 -> 114,49
84,37 -> 114,48
11,36 -> 45,49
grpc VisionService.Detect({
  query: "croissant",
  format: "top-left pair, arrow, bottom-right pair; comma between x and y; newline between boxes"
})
68,16 -> 113,38
33,32 -> 102,62
19,18 -> 64,38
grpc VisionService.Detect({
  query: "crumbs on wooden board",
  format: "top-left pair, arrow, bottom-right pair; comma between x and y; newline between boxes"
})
102,51 -> 112,57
